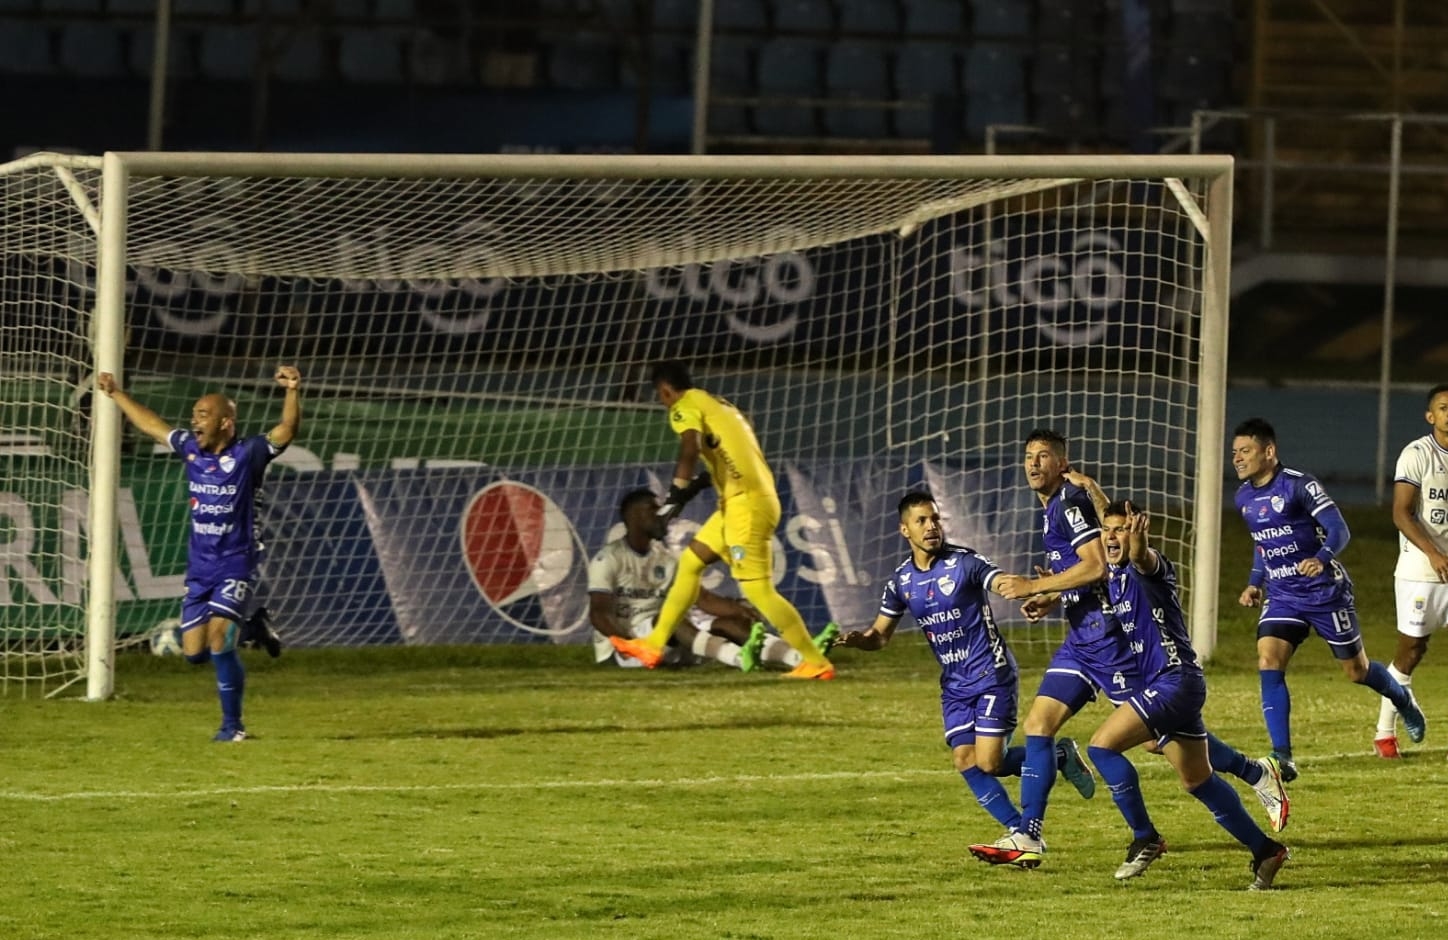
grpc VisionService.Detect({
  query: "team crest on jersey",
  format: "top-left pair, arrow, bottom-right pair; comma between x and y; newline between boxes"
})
1065,506 -> 1087,532
1270,495 -> 1285,513
730,545 -> 746,562
652,565 -> 667,581
219,455 -> 236,473
937,576 -> 956,594
1415,597 -> 1426,611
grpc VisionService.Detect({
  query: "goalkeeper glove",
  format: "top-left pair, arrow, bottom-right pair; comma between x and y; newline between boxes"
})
650,474 -> 711,538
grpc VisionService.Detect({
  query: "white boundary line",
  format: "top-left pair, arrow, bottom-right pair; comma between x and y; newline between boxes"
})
0,749 -> 1404,803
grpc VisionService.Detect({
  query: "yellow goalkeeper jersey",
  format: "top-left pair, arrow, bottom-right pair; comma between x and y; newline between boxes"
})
668,388 -> 775,502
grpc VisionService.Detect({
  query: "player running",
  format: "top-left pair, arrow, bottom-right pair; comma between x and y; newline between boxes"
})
1232,417 -> 1424,780
609,361 -> 836,679
834,492 -> 1095,850
97,366 -> 301,741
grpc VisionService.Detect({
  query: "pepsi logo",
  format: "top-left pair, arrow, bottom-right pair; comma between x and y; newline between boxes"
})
459,482 -> 588,637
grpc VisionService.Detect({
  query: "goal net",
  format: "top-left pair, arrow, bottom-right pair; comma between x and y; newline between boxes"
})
0,152 -> 1231,699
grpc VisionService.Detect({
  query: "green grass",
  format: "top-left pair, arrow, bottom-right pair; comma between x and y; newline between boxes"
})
0,505 -> 1440,940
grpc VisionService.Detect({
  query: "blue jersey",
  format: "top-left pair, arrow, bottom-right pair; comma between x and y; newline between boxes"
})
1041,483 -> 1124,655
1234,466 -> 1351,608
879,545 -> 1016,697
1108,552 -> 1203,682
169,429 -> 282,576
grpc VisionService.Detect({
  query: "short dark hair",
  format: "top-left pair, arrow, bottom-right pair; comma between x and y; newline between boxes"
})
619,487 -> 657,520
1025,428 -> 1068,457
1427,384 -> 1448,408
897,490 -> 935,519
1103,499 -> 1142,518
1232,417 -> 1276,446
649,360 -> 694,391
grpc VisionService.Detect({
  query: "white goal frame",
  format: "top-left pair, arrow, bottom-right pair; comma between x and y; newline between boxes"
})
76,152 -> 1232,700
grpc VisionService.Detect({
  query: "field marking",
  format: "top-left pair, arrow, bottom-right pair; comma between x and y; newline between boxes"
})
0,750 -> 1399,803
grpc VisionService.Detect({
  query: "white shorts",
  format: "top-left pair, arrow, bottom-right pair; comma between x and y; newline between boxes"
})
1394,579 -> 1448,638
593,608 -> 715,666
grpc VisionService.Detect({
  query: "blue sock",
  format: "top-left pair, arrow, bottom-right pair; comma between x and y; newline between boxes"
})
1207,733 -> 1262,786
998,745 -> 1026,777
1188,773 -> 1270,856
212,649 -> 246,731
1088,746 -> 1155,839
1362,660 -> 1414,712
1019,735 -> 1058,840
962,767 -> 1023,832
1259,669 -> 1292,757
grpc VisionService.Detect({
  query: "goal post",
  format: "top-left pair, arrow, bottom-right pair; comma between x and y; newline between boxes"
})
1,151 -> 1232,700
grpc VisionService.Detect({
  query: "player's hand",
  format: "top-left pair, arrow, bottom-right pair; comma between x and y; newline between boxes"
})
96,372 -> 118,397
1295,557 -> 1324,577
1431,551 -> 1448,583
995,574 -> 1035,600
1239,585 -> 1262,607
1021,594 -> 1058,622
1062,468 -> 1095,489
275,365 -> 301,390
839,630 -> 881,651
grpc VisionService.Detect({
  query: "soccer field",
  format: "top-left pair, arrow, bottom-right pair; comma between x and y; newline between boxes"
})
0,636 -> 1442,940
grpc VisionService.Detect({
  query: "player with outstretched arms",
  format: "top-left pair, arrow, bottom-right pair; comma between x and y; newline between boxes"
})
589,488 -> 816,671
1045,471 -> 1292,887
1375,384 -> 1448,756
1232,417 -> 1423,780
609,361 -> 836,679
834,491 -> 1093,852
97,366 -> 301,741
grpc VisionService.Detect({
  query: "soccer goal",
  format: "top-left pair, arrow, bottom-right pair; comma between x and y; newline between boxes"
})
0,151 -> 1231,700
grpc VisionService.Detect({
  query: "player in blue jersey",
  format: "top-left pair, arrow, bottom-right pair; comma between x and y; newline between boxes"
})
835,491 -> 1093,852
1093,494 -> 1290,888
1232,418 -> 1424,781
968,429 -> 1143,872
97,366 -> 302,741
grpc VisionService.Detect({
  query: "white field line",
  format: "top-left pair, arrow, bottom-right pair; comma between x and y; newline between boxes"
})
0,750 -> 1393,803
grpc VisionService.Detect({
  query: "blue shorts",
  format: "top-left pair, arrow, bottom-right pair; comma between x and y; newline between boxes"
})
942,679 -> 1018,748
1257,596 -> 1364,660
180,569 -> 255,632
1035,636 -> 1144,714
1126,669 -> 1208,741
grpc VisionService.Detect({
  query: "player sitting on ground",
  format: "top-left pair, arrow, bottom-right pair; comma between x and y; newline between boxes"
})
589,488 -> 813,671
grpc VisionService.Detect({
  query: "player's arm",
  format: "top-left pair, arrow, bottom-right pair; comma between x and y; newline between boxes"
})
1298,502 -> 1349,577
266,365 -> 302,448
694,587 -> 757,623
996,538 -> 1109,599
1240,546 -> 1265,607
837,613 -> 900,652
587,592 -> 629,639
1393,480 -> 1448,581
1124,507 -> 1160,575
94,372 -> 173,445
1063,468 -> 1110,517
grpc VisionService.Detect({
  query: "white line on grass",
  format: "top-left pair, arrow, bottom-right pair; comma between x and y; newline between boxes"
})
0,750 -> 1390,803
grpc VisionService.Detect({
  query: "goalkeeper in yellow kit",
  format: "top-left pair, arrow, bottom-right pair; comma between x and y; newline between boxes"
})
609,361 -> 837,679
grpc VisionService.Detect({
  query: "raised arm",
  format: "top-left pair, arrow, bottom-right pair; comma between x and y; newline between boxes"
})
1063,468 -> 1110,518
95,372 -> 173,445
266,365 -> 302,448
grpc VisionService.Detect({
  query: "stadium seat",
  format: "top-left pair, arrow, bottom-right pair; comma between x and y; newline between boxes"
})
337,28 -> 406,83
772,0 -> 835,34
965,91 -> 1028,140
707,36 -> 756,135
408,28 -> 465,85
823,42 -> 893,137
1161,51 -> 1230,103
1037,0 -> 1094,42
652,0 -> 698,32
754,37 -> 822,136
241,0 -> 303,18
127,25 -> 198,79
546,37 -> 620,90
0,21 -> 53,74
1032,44 -> 1095,98
620,34 -> 690,94
1033,90 -> 1100,141
969,0 -> 1029,39
1168,12 -> 1234,58
174,0 -> 236,15
57,22 -> 125,77
894,42 -> 959,138
270,27 -> 327,82
839,0 -> 902,36
198,24 -> 258,80
963,40 -> 1025,97
373,0 -> 417,21
716,0 -> 769,33
40,0 -> 101,12
901,0 -> 961,36
106,0 -> 154,14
